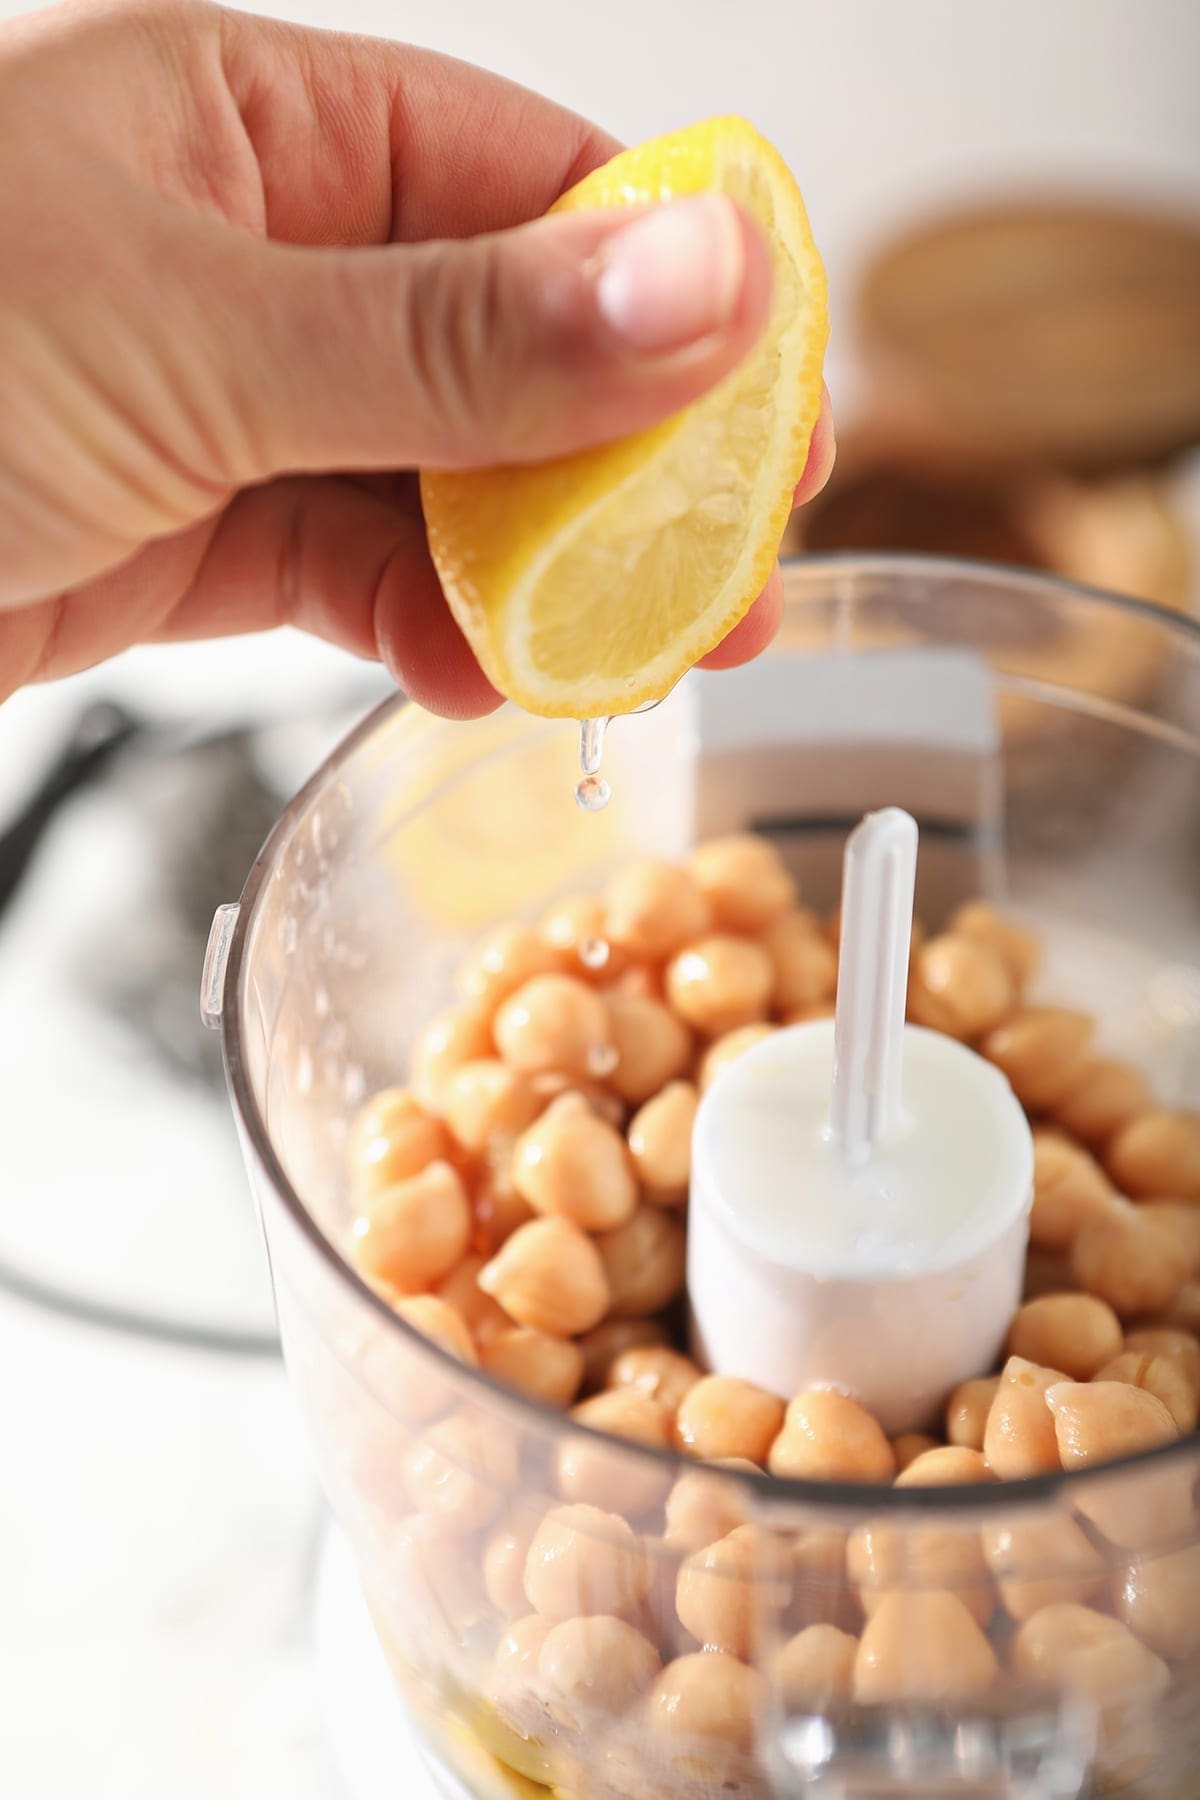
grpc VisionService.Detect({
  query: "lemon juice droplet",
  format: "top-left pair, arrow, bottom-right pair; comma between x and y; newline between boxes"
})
575,717 -> 611,812
579,936 -> 611,971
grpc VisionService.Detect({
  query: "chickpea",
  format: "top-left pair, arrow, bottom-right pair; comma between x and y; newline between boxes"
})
606,991 -> 693,1105
539,1616 -> 662,1728
948,900 -> 1040,987
595,1207 -> 687,1318
350,1161 -> 472,1293
946,1375 -> 1001,1451
531,1070 -> 628,1130
510,1093 -> 637,1233
891,1432 -> 940,1472
848,1516 -> 994,1627
1023,1248 -> 1079,1300
1005,1293 -> 1123,1379
435,1253 -> 512,1347
557,1390 -> 674,1515
350,1087 -> 452,1204
909,934 -> 1016,1040
493,975 -> 613,1082
983,1357 -> 1065,1480
676,1376 -> 786,1466
665,935 -> 774,1038
644,1651 -> 768,1754
1163,1280 -> 1200,1334
471,1160 -> 536,1255
457,922 -> 562,1013
1123,1326 -> 1200,1393
1069,1203 -> 1190,1319
608,1346 -> 703,1415
403,1409 -> 519,1531
479,1217 -> 610,1337
1011,1602 -> 1169,1702
381,1512 -> 486,1640
895,1446 -> 995,1487
1106,1110 -> 1200,1201
441,1060 -> 544,1155
790,1529 -> 853,1632
539,894 -> 626,983
675,1524 -> 794,1659
605,859 -> 711,961
1045,1379 -> 1177,1469
1116,1545 -> 1200,1661
761,912 -> 839,1014
576,1318 -> 672,1392
359,1293 -> 476,1428
627,1081 -> 697,1207
1052,1057 -> 1154,1150
1092,1351 -> 1198,1433
698,1023 -> 778,1091
854,1592 -> 999,1703
1029,1131 -> 1117,1251
391,1296 -> 477,1369
411,1005 -> 494,1111
481,1328 -> 585,1409
768,1391 -> 896,1484
484,1613 -> 556,1734
773,1624 -> 857,1708
663,1461 -> 759,1555
524,1504 -> 650,1619
686,834 -> 795,930
1137,1201 -> 1200,1278
483,1507 -> 542,1617
981,1514 -> 1107,1620
981,1007 -> 1094,1112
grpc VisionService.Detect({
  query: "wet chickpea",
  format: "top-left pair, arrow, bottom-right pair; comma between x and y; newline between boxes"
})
891,1432 -> 940,1472
411,1005 -> 495,1111
350,1161 -> 472,1293
472,1159 -> 536,1255
403,1410 -> 519,1531
1069,1203 -> 1190,1319
441,1060 -> 544,1155
1137,1201 -> 1200,1278
1023,1248 -> 1079,1300
604,859 -> 711,961
1163,1280 -> 1200,1334
1116,1545 -> 1200,1661
435,1253 -> 512,1346
1011,1603 -> 1170,1703
854,1592 -> 999,1703
557,1390 -> 675,1515
1045,1379 -> 1178,1469
1052,1057 -> 1154,1150
663,1461 -> 759,1554
910,933 -> 1016,1040
350,1088 -> 452,1204
606,992 -> 693,1105
774,1624 -> 858,1708
665,935 -> 774,1038
511,1093 -> 637,1233
481,1328 -> 585,1409
1092,1351 -> 1198,1433
457,923 -> 562,1013
768,1391 -> 896,1483
761,912 -> 839,1014
698,1023 -> 777,1091
483,1507 -> 542,1616
1006,1293 -> 1123,1379
895,1446 -> 995,1487
627,1081 -> 697,1206
359,1293 -> 477,1426
645,1651 -> 768,1754
676,1376 -> 786,1465
479,1217 -> 610,1336
608,1346 -> 703,1415
391,1294 -> 477,1369
848,1516 -> 994,1627
1123,1326 -> 1200,1392
983,1357 -> 1065,1480
524,1503 -> 650,1618
484,1613 -> 555,1731
790,1529 -> 853,1631
1029,1131 -> 1117,1251
946,1375 -> 1001,1451
1106,1110 -> 1200,1200
688,834 -> 796,932
493,974 -> 613,1082
539,1616 -> 662,1728
675,1524 -> 794,1659
981,1514 -> 1107,1620
539,894 -> 625,982
949,901 -> 1040,987
981,1007 -> 1094,1112
595,1206 -> 687,1318
576,1318 -> 671,1392
383,1513 -> 484,1641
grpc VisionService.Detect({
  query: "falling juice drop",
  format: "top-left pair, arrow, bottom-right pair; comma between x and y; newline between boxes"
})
575,716 -> 612,812
579,936 -> 611,971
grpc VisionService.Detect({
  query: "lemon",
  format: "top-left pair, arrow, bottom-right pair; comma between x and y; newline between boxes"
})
419,116 -> 828,719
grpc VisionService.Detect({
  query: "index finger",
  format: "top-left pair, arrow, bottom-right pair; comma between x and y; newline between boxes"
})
218,13 -> 622,246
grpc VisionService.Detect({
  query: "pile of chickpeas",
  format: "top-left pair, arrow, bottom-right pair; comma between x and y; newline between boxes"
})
341,835 -> 1200,1797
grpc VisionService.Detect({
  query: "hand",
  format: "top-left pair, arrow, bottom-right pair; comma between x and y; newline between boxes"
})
0,0 -> 834,713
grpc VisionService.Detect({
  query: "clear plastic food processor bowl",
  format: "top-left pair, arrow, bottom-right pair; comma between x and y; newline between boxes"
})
205,555 -> 1200,1799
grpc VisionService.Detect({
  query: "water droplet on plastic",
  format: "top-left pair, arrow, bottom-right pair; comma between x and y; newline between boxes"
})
575,773 -> 611,812
588,1042 -> 619,1077
579,936 -> 611,970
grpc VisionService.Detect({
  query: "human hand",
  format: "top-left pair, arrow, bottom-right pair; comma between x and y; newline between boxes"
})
0,0 -> 834,712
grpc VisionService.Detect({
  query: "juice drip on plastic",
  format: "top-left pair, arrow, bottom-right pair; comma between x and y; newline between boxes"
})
575,717 -> 611,812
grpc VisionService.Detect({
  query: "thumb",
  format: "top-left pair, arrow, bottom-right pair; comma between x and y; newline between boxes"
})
211,194 -> 771,479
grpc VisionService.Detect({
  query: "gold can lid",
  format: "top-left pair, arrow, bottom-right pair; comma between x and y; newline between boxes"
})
858,201 -> 1200,472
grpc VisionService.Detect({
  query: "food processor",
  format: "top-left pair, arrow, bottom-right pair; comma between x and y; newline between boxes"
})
203,553 -> 1200,1799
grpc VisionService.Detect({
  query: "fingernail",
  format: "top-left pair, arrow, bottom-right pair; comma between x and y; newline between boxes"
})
595,194 -> 746,353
